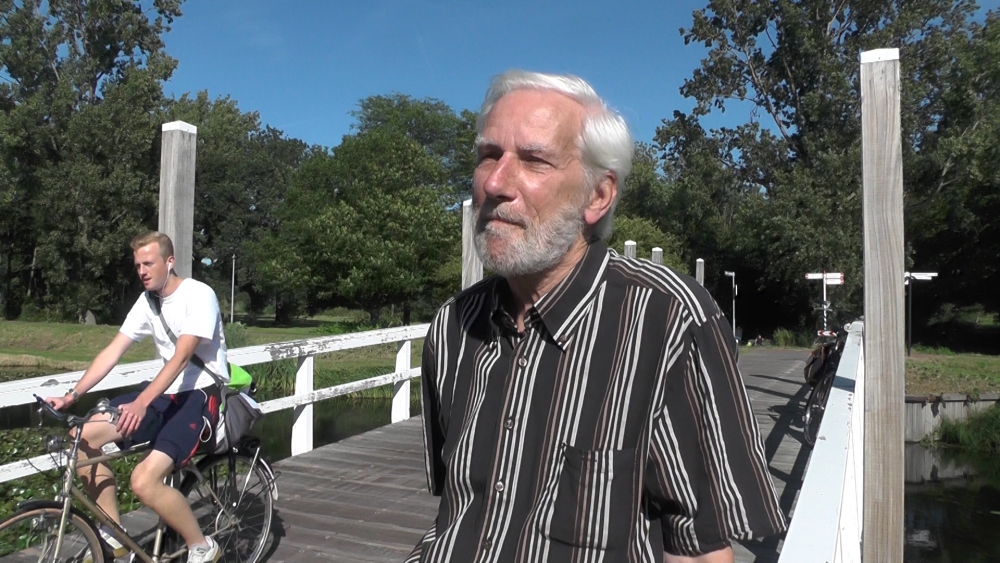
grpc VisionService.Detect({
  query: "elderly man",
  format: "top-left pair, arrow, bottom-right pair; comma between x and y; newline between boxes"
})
408,71 -> 785,563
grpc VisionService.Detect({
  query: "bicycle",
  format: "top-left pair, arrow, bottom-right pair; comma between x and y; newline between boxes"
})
801,327 -> 847,446
0,396 -> 278,563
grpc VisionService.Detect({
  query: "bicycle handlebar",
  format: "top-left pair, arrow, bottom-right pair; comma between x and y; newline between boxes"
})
33,395 -> 120,428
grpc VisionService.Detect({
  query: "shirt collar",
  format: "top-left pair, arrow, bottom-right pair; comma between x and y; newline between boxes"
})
489,242 -> 609,348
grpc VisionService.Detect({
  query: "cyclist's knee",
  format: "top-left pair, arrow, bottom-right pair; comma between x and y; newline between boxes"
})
75,413 -> 118,454
130,453 -> 173,502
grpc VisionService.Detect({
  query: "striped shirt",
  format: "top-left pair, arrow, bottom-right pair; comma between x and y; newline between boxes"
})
408,242 -> 785,562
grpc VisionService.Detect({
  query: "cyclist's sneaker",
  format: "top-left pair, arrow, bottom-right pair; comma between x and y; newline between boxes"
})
187,536 -> 220,563
83,527 -> 129,563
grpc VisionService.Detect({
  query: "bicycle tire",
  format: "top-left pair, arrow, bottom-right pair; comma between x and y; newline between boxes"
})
0,506 -> 104,563
181,453 -> 274,563
803,367 -> 836,446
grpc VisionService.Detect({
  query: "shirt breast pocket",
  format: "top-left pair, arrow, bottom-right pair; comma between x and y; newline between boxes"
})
540,443 -> 638,554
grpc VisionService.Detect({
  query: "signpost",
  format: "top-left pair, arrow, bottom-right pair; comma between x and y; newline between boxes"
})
805,272 -> 844,331
904,272 -> 938,356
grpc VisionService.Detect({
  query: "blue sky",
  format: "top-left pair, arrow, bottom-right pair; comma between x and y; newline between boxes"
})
161,0 -> 724,148
161,1 -> 1000,150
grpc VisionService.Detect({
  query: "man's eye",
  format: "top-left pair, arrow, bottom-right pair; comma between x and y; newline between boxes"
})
476,152 -> 498,164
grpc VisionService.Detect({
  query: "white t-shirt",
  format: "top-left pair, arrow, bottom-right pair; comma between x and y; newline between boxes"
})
120,278 -> 229,394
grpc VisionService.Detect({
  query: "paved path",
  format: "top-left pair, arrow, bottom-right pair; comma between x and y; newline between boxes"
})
265,348 -> 811,563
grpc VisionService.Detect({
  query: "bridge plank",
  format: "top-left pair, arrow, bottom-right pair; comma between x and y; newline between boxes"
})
265,349 -> 810,563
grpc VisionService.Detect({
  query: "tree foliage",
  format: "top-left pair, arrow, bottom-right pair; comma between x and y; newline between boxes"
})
650,0 -> 998,334
256,109 -> 461,325
0,0 -> 182,320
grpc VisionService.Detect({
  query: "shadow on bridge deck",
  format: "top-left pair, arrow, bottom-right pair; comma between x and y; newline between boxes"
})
264,349 -> 811,563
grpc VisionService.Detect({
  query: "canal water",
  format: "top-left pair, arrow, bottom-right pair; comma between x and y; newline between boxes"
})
904,443 -> 1000,561
249,395 -> 421,461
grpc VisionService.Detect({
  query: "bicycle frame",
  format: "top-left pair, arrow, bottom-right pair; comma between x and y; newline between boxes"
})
48,431 -> 238,563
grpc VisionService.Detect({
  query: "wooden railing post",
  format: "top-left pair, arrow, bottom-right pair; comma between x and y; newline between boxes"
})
158,121 -> 197,278
651,247 -> 662,265
391,340 -> 412,423
696,258 -> 705,285
861,47 -> 905,562
291,355 -> 314,456
624,240 -> 636,259
462,200 -> 483,289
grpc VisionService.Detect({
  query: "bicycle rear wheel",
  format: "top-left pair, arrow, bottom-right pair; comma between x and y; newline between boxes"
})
182,453 -> 274,563
803,369 -> 835,446
0,507 -> 103,563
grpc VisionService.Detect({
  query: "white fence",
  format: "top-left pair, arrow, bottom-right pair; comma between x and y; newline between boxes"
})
0,324 -> 430,484
778,321 -> 865,563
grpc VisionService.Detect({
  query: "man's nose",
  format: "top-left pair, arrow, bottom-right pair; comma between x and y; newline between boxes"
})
480,155 -> 517,201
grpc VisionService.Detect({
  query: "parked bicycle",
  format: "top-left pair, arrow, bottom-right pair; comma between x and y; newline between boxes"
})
0,396 -> 278,563
801,326 -> 848,446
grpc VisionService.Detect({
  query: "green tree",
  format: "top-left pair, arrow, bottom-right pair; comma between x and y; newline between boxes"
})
0,0 -> 183,320
607,216 -> 688,273
165,92 -> 306,319
351,93 -> 477,198
257,129 -> 459,325
656,0 -> 989,334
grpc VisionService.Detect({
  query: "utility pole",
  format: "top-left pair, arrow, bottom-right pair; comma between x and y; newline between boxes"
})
724,271 -> 736,339
230,253 -> 236,324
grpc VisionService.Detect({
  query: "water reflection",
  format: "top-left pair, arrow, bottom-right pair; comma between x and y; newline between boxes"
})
251,396 -> 422,462
905,443 -> 1000,562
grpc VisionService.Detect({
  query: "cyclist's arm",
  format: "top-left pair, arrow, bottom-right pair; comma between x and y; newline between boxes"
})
51,333 -> 134,408
134,333 -> 204,407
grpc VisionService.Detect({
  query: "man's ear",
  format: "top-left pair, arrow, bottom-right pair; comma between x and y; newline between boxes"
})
583,172 -> 618,228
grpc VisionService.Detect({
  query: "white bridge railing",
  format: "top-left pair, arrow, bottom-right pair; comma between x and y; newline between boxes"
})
779,321 -> 865,563
0,324 -> 430,484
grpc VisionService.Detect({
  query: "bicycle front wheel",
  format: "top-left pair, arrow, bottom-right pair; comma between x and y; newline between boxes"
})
182,454 -> 274,563
0,506 -> 103,563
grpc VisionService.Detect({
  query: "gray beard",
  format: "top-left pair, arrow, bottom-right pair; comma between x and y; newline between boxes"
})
474,200 -> 585,278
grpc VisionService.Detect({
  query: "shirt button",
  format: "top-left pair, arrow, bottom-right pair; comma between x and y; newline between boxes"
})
494,481 -> 505,493
504,418 -> 514,430
483,537 -> 493,549
517,357 -> 527,367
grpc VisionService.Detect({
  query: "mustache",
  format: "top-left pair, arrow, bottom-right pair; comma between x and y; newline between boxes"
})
476,202 -> 527,229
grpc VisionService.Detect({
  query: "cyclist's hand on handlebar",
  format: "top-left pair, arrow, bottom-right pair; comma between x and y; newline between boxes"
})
116,400 -> 146,437
44,396 -> 69,411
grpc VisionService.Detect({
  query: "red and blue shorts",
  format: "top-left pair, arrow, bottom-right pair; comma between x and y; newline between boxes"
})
111,383 -> 221,469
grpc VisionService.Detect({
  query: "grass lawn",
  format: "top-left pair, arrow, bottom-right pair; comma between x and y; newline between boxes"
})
747,342 -> 1000,396
905,353 -> 1000,396
0,319 -> 424,391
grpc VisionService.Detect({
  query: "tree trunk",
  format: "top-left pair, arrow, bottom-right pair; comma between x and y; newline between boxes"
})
274,297 -> 293,326
403,302 -> 411,325
367,307 -> 381,327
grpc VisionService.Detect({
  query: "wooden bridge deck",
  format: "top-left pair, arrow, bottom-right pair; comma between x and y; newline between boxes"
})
264,348 -> 811,563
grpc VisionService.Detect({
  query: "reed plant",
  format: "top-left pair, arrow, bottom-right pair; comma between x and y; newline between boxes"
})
935,404 -> 1000,454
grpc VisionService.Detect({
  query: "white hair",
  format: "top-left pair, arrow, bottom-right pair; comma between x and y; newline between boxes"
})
477,70 -> 633,241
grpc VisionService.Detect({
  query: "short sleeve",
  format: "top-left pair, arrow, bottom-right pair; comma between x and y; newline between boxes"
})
645,311 -> 786,556
179,285 -> 220,340
119,295 -> 153,342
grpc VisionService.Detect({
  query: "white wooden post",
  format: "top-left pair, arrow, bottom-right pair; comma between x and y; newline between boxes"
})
291,355 -> 314,456
624,240 -> 636,259
651,247 -> 663,265
391,340 -> 412,423
696,258 -> 705,285
861,47 -> 905,563
462,200 -> 483,289
159,121 -> 197,278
